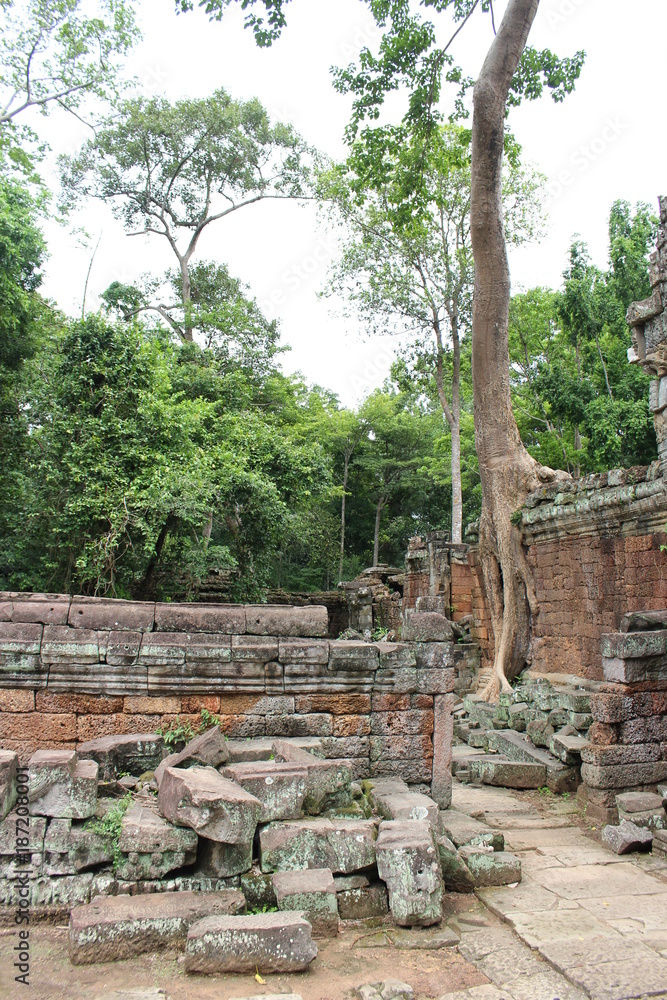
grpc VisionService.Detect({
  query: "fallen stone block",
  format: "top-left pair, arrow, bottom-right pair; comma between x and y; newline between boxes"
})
260,817 -> 377,874
601,820 -> 653,855
336,881 -> 389,919
486,729 -> 578,793
226,736 -> 323,763
116,802 -> 198,880
154,726 -> 229,786
272,867 -> 339,937
0,749 -> 17,820
457,846 -> 521,887
78,734 -> 164,781
653,829 -> 667,857
375,820 -> 443,927
158,765 -> 261,843
272,739 -> 352,813
223,761 -> 308,821
240,869 -> 277,911
440,809 -> 504,852
435,834 -> 474,894
550,732 -> 588,765
469,756 -> 546,790
43,817 -> 114,875
69,888 -> 245,964
370,787 -> 439,828
28,750 -> 98,819
184,911 -> 317,974
196,837 -> 253,878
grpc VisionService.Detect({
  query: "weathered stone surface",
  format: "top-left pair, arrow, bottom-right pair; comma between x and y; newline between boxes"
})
550,732 -> 588,765
0,811 -> 46,857
272,867 -> 339,936
486,730 -> 577,793
469,756 -> 546,790
337,882 -> 389,920
0,621 -> 46,685
154,726 -> 229,786
440,809 -> 504,852
260,817 -> 377,874
240,868 -> 277,911
601,819 -> 653,854
581,759 -> 667,789
223,761 -> 308,821
402,611 -> 454,642
69,888 -> 245,963
158,765 -> 261,843
116,802 -> 198,880
41,625 -> 102,664
0,749 -> 18,820
184,911 -> 317,973
601,629 -> 667,659
435,834 -> 475,893
371,788 -> 439,828
10,595 -> 70,626
68,597 -> 155,633
78,733 -> 164,780
28,750 -> 98,819
621,610 -> 667,632
137,632 -> 186,666
43,817 -> 114,874
226,736 -> 323,763
653,828 -> 667,856
615,790 -> 664,813
196,836 -> 254,877
602,652 -> 667,684
246,604 -> 327,638
272,739 -> 352,813
457,847 -> 521,887
375,820 -> 443,927
154,602 -> 245,633
357,980 -> 415,1000
432,694 -> 454,807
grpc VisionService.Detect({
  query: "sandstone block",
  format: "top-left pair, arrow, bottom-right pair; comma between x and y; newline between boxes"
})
435,834 -> 474,893
77,733 -> 164,780
10,595 -> 70,625
601,630 -> 667,659
469,756 -> 546,789
602,820 -> 653,854
229,635 -> 278,662
603,653 -> 667,684
621,610 -> 667,632
240,869 -> 278,911
0,621 -> 45,685
116,802 -> 198,880
154,602 -> 245,633
41,625 -> 101,664
0,749 -> 18,820
272,867 -> 339,936
28,750 -> 97,819
271,739 -> 352,813
196,837 -> 254,877
43,817 -> 114,874
137,632 -> 186,666
260,817 -> 377,874
376,642 -> 417,670
246,605 -> 327,638
69,598 -> 154,632
158,765 -> 261,843
185,911 -> 317,974
226,736 -> 323,763
371,789 -> 439,828
336,881 -> 389,920
375,820 -> 443,927
69,888 -> 245,964
440,809 -> 504,852
581,760 -> 667,789
457,847 -> 521,887
154,726 -> 229,786
431,693 -> 453,808
653,829 -> 667,857
104,631 -> 143,666
223,761 -> 307,821
402,611 -> 453,642
278,638 -> 329,663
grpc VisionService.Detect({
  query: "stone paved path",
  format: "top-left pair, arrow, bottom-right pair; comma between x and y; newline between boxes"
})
444,780 -> 667,1000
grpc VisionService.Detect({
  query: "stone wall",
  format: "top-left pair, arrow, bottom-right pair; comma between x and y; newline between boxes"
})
0,593 -> 479,805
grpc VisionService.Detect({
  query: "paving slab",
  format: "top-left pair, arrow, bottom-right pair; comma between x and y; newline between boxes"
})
438,989 -> 517,1000
500,970 -> 587,1000
499,906 -> 620,949
564,954 -> 667,1000
503,827 -> 590,851
578,890 -> 667,932
529,861 -> 666,899
476,880 -> 580,915
533,844 -> 628,867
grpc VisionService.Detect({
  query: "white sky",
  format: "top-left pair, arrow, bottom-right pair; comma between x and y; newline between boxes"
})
34,0 -> 667,407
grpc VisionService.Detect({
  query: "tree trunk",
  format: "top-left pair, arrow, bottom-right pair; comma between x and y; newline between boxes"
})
471,0 -> 569,701
451,314 -> 463,544
339,451 -> 349,583
372,496 -> 386,568
181,257 -> 193,342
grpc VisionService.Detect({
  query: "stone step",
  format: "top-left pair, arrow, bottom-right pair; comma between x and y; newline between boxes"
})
469,756 -> 546,790
272,867 -> 339,937
486,730 -> 579,793
69,889 -> 245,964
184,911 -> 317,974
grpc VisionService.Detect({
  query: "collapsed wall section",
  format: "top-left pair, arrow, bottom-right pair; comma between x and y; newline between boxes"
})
0,593 -> 479,806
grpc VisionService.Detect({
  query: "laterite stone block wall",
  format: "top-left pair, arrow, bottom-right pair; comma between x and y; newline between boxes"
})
0,594 -> 479,806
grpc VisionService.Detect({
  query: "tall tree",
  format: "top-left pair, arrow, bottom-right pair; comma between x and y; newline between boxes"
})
61,89 -> 315,340
176,0 -> 584,697
324,124 -> 542,543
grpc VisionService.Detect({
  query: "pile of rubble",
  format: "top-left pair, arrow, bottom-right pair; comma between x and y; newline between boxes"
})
452,672 -> 596,793
1,724 -> 522,974
601,788 -> 667,855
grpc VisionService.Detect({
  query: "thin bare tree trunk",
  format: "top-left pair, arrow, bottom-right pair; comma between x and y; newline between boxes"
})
373,496 -> 386,568
471,0 -> 569,701
451,315 -> 463,543
181,258 -> 193,342
339,451 -> 349,583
